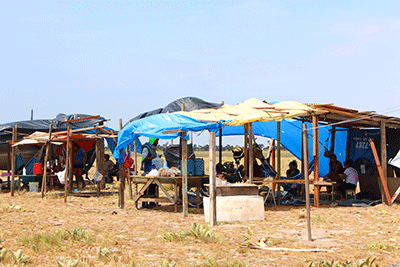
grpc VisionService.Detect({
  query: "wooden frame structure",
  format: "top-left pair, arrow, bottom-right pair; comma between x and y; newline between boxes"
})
7,124 -> 117,200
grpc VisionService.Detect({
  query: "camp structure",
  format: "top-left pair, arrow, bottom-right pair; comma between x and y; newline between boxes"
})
1,114 -> 118,198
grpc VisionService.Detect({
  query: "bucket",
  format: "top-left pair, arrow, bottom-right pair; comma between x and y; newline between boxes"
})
29,182 -> 39,192
33,163 -> 43,175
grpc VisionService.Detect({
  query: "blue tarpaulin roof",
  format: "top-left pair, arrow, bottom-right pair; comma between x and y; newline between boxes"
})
113,113 -> 222,161
220,119 -> 348,176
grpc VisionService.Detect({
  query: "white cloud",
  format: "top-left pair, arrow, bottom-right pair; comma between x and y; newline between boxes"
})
329,42 -> 367,56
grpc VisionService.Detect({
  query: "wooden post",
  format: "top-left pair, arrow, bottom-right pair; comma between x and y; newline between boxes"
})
97,123 -> 106,190
95,127 -> 101,196
271,140 -> 275,169
244,124 -> 249,180
209,131 -> 217,226
182,133 -> 188,217
64,127 -> 71,203
10,126 -> 17,196
248,123 -> 254,184
219,128 -> 223,165
330,126 -> 336,154
41,124 -> 53,198
68,140 -> 74,192
118,159 -> 125,209
380,122 -> 387,178
134,140 -> 138,200
277,121 -> 281,205
30,109 -> 33,120
119,118 -> 123,131
369,138 -> 392,206
312,116 -> 320,208
127,146 -> 133,200
303,122 -> 312,241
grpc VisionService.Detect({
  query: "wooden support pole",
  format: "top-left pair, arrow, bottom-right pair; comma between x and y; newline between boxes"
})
41,124 -> 53,198
244,124 -> 249,180
68,140 -> 74,192
380,121 -> 387,178
134,140 -> 138,201
10,126 -> 17,196
209,131 -> 217,226
98,123 -> 106,190
271,140 -> 275,169
219,128 -> 223,165
127,145 -> 133,200
303,122 -> 312,241
119,118 -> 123,131
64,127 -> 71,203
182,132 -> 188,217
95,127 -> 101,197
277,121 -> 281,205
330,126 -> 336,154
30,109 -> 33,120
249,123 -> 254,184
118,159 -> 125,209
369,138 -> 392,206
312,116 -> 320,208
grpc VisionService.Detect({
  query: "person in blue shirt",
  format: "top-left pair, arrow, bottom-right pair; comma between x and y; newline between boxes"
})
73,143 -> 86,190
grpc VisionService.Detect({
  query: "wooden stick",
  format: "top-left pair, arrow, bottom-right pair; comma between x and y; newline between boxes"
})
64,127 -> 71,203
119,118 -> 123,131
244,124 -> 249,180
277,121 -> 281,205
391,185 -> 400,204
41,124 -> 53,198
247,246 -> 332,252
182,133 -> 188,217
95,127 -> 101,197
312,116 -> 319,208
219,128 -> 222,165
249,123 -> 254,184
118,157 -> 125,209
134,140 -> 138,202
303,122 -> 312,241
11,126 -> 17,196
369,138 -> 392,206
209,131 -> 217,226
380,122 -> 387,182
98,122 -> 106,190
127,146 -> 133,200
61,115 -> 100,124
163,129 -> 186,134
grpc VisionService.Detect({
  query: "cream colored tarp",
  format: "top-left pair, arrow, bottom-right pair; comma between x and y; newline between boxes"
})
12,132 -> 63,147
177,98 -> 315,126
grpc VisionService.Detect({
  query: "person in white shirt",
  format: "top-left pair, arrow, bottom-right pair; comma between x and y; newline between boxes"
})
338,159 -> 359,198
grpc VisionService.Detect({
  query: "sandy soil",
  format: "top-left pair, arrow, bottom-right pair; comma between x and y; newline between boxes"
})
1,186 -> 400,267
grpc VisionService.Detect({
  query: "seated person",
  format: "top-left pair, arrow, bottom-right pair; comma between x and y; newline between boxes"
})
324,154 -> 344,182
104,154 -> 117,183
283,160 -> 301,196
338,159 -> 359,198
286,160 -> 300,178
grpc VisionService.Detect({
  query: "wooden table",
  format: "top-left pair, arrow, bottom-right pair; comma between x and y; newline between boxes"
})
132,175 -> 206,212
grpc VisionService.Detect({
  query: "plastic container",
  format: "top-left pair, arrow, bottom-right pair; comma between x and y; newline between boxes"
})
152,156 -> 164,170
194,158 -> 204,176
29,182 -> 39,192
180,159 -> 194,177
33,163 -> 43,175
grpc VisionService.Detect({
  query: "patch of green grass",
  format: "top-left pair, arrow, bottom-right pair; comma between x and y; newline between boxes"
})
367,241 -> 398,250
160,223 -> 220,244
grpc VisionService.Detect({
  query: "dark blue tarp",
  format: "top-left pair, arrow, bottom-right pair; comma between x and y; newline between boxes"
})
219,119 -> 348,177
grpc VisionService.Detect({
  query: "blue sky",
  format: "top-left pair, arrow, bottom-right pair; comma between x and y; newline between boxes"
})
1,0 -> 400,143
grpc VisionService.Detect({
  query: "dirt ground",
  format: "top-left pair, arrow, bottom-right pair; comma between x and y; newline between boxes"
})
1,186 -> 400,267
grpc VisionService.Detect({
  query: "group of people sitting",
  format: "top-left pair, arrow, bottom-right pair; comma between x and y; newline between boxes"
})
282,154 -> 359,199
323,154 -> 359,198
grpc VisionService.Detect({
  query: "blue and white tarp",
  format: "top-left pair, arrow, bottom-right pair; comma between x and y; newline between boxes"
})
113,113 -> 222,161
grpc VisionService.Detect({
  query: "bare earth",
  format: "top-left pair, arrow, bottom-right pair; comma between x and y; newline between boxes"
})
1,187 -> 400,267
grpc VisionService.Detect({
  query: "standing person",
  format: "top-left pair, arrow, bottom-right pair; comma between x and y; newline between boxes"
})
338,159 -> 359,198
141,138 -> 159,208
141,138 -> 159,174
73,143 -> 86,189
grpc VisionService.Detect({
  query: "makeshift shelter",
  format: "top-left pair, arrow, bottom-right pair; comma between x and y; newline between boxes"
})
2,114 -> 118,198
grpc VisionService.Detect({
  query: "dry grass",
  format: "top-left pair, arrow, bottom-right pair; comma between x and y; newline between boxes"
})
1,188 -> 400,266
